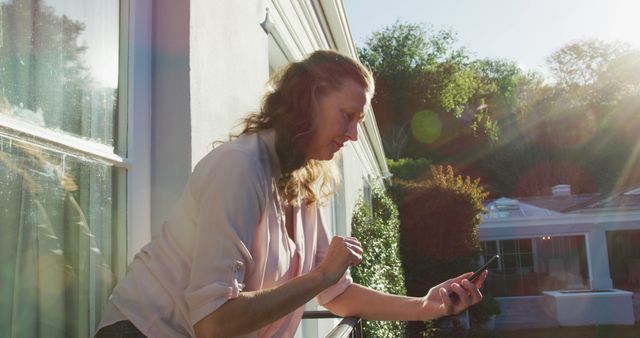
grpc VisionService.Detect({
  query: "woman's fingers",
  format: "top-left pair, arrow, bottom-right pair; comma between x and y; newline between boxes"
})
473,270 -> 489,288
451,283 -> 472,308
329,236 -> 363,267
344,239 -> 363,266
453,272 -> 473,284
462,279 -> 483,304
345,242 -> 363,255
439,287 -> 454,315
344,237 -> 362,248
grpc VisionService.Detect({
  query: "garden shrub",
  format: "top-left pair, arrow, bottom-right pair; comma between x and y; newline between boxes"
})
392,165 -> 491,337
351,186 -> 406,338
387,157 -> 432,181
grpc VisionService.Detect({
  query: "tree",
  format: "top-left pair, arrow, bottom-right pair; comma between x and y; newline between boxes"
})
472,40 -> 640,197
547,39 -> 629,88
546,39 -> 637,112
358,21 -> 497,160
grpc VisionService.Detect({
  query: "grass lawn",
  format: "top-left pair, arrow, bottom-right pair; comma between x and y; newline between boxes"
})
494,324 -> 640,338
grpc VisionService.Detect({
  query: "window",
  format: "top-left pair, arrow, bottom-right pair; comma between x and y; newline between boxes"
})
482,235 -> 589,297
607,230 -> 640,291
0,1 -> 124,337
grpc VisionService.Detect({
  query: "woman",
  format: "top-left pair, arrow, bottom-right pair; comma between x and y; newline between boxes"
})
95,50 -> 487,338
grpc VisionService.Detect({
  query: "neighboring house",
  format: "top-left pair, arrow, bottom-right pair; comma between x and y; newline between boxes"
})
480,184 -> 640,329
0,1 -> 387,337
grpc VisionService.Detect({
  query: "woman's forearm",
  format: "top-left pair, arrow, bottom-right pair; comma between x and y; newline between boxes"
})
193,269 -> 333,338
194,235 -> 362,337
324,283 -> 440,321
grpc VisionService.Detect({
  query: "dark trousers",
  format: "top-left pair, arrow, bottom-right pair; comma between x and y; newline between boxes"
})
94,320 -> 147,338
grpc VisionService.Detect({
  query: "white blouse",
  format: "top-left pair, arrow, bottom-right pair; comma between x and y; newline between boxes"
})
98,129 -> 351,338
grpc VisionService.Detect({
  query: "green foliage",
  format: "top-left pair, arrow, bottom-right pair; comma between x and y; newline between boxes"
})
387,158 -> 432,181
437,64 -> 479,117
398,166 -> 487,270
393,166 -> 490,336
358,21 -> 469,132
351,186 -> 406,338
358,21 -> 510,160
362,22 -> 640,196
358,21 -> 463,76
363,22 -> 640,197
469,294 -> 501,326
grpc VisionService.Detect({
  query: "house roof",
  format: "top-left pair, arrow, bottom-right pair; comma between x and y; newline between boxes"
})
573,193 -> 640,212
483,187 -> 640,220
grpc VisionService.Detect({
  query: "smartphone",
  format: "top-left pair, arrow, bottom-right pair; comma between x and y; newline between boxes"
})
468,254 -> 499,282
449,255 -> 499,302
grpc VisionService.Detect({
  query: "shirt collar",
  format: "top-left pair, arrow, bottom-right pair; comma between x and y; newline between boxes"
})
257,128 -> 282,179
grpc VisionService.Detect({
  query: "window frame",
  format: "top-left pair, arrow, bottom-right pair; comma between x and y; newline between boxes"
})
0,0 -> 152,277
121,0 -> 152,266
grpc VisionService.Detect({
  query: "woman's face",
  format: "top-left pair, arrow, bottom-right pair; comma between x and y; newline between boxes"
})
305,79 -> 368,161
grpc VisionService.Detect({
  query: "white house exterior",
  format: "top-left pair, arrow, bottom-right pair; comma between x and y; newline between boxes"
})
480,186 -> 640,329
0,1 -> 387,337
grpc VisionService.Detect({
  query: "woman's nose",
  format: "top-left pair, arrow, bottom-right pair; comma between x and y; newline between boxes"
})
345,120 -> 358,141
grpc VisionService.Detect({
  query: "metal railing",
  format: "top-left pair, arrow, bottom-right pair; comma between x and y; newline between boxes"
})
302,311 -> 363,338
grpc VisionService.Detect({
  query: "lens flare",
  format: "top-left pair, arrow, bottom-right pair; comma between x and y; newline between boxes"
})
411,110 -> 442,144
533,108 -> 598,149
513,161 -> 596,197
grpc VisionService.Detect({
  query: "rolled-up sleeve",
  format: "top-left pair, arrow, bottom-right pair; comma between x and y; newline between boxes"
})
183,149 -> 267,325
314,209 -> 353,306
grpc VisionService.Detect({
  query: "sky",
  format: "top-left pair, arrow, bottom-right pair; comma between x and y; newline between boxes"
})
344,0 -> 640,77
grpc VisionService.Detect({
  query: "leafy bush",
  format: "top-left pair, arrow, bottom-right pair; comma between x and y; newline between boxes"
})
387,157 -> 432,180
392,165 -> 491,336
351,186 -> 406,338
469,294 -> 501,327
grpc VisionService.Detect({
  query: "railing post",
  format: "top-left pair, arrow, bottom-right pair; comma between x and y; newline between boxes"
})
302,311 -> 363,338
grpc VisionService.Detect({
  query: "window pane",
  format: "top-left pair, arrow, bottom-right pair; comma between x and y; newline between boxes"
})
503,254 -> 518,270
519,238 -> 532,252
608,230 -> 640,291
502,239 -> 517,254
521,253 -> 533,267
0,0 -> 119,145
0,135 -> 121,338
483,240 -> 497,255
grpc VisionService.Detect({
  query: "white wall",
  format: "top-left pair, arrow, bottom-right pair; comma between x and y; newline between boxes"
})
190,0 -> 269,164
150,1 -> 270,233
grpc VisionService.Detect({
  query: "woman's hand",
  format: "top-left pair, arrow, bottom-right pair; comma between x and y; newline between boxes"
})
421,270 -> 488,318
316,236 -> 363,285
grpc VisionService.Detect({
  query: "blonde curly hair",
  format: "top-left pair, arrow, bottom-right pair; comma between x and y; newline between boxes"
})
241,50 -> 375,206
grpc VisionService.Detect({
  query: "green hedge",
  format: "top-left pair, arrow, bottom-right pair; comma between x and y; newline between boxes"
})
387,157 -> 432,180
350,186 -> 406,338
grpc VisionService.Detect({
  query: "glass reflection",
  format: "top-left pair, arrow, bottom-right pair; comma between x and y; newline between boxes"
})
0,0 -> 119,145
0,134 -> 118,337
